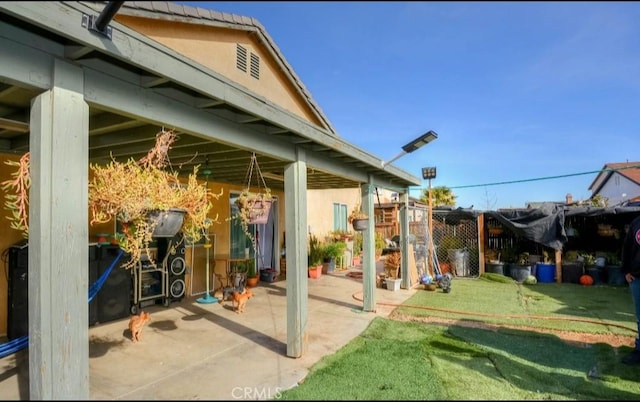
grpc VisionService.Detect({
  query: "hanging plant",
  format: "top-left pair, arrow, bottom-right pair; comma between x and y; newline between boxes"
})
348,203 -> 368,231
236,189 -> 272,225
89,129 -> 222,267
232,153 -> 272,246
3,128 -> 222,269
1,152 -> 30,238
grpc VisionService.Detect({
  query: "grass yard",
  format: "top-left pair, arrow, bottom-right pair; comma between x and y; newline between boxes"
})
277,274 -> 640,400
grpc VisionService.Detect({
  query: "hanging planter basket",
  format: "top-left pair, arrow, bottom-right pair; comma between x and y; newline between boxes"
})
236,194 -> 272,225
235,153 -> 273,245
352,218 -> 369,231
148,208 -> 186,238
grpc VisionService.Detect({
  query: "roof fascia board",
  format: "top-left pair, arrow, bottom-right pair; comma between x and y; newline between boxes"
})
0,29 -> 54,91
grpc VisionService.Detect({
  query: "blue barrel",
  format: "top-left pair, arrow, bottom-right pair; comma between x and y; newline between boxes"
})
607,265 -> 626,286
536,263 -> 556,283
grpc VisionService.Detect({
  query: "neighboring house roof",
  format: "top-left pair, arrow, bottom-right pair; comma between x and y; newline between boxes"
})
588,161 -> 640,194
89,0 -> 339,137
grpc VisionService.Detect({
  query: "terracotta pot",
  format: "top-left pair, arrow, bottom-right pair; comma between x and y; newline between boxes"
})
246,275 -> 259,288
308,266 -> 322,279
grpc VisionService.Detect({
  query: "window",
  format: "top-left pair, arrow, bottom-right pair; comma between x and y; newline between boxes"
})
333,203 -> 347,231
230,192 -> 254,259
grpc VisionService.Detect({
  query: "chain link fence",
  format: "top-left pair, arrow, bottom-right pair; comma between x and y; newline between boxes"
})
406,207 -> 480,279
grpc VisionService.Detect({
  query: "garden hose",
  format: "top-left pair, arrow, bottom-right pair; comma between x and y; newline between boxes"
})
351,290 -> 638,334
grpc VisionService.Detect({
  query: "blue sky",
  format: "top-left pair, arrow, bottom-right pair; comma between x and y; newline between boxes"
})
180,1 -> 640,210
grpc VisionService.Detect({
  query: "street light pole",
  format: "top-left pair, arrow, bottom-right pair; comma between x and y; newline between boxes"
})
422,167 -> 437,277
381,130 -> 438,168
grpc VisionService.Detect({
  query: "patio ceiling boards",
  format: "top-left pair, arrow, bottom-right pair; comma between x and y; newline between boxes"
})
0,1 -> 421,192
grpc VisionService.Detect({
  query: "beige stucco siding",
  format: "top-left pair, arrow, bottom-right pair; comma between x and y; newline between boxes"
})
307,188 -> 360,237
115,16 -> 325,129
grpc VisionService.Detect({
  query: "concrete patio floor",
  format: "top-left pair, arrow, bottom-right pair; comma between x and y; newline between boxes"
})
0,266 -> 416,400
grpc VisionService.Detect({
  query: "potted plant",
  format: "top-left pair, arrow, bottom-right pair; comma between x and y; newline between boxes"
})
232,153 -> 272,246
510,252 -> 532,283
245,259 -> 259,288
330,229 -> 353,242
536,249 -> 556,283
322,241 -> 347,273
235,188 -> 272,226
89,129 -> 221,268
348,203 -> 368,231
581,252 -> 604,284
308,234 -> 324,279
384,251 -> 402,291
384,250 -> 401,279
3,129 -> 220,269
561,250 -> 584,284
484,249 -> 505,275
606,251 -> 625,286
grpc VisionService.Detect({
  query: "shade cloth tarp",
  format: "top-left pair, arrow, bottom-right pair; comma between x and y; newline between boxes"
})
486,205 -> 565,250
490,205 -> 640,250
437,205 -> 640,251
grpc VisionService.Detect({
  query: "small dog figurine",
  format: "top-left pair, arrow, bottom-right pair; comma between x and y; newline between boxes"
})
128,311 -> 151,343
232,289 -> 253,314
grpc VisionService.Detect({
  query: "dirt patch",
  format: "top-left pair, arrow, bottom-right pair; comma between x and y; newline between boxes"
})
390,311 -> 636,348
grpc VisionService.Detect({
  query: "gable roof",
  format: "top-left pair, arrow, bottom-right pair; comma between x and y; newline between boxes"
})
1,1 -> 422,193
87,1 -> 339,137
588,161 -> 640,194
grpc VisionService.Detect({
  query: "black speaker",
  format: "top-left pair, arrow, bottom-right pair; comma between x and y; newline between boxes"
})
159,233 -> 186,302
96,246 -> 132,323
7,241 -> 28,340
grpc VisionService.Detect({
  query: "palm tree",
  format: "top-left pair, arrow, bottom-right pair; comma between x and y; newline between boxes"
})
420,185 -> 457,207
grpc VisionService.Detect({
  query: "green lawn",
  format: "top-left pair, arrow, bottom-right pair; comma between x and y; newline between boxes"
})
278,275 -> 640,400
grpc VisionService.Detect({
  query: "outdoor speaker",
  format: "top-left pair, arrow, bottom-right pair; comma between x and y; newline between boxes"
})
97,245 -> 132,323
7,242 -> 29,340
159,232 -> 186,302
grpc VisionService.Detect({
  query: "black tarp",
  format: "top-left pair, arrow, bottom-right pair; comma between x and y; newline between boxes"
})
437,205 -> 640,251
487,205 -> 640,250
486,205 -> 565,250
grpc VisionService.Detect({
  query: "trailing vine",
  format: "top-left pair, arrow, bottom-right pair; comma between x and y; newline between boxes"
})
2,129 -> 222,269
232,153 -> 272,248
1,152 -> 30,238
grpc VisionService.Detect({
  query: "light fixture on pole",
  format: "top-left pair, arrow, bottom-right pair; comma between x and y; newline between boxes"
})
422,166 -> 437,277
381,130 -> 438,168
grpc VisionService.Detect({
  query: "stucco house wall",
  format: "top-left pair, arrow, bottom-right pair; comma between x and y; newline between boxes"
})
114,15 -> 327,131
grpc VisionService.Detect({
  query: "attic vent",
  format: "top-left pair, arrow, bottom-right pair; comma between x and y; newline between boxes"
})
236,44 -> 247,72
250,53 -> 260,79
